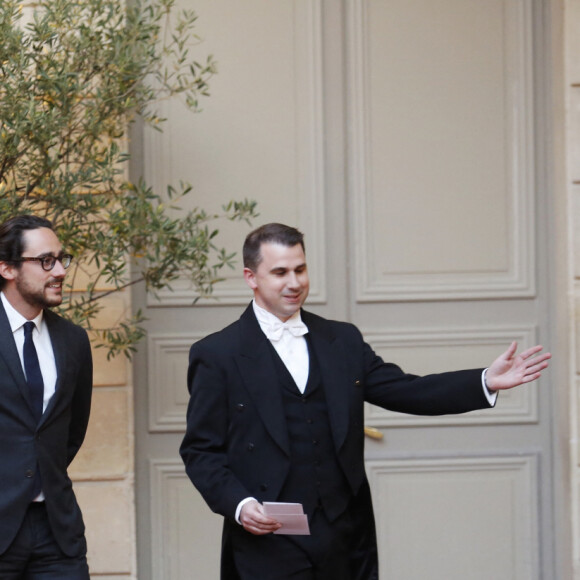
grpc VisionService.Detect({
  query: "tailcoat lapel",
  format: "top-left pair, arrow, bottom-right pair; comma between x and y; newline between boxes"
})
234,305 -> 352,456
302,311 -> 350,452
235,306 -> 290,456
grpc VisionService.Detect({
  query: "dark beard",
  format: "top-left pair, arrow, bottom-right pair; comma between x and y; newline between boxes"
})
15,278 -> 62,310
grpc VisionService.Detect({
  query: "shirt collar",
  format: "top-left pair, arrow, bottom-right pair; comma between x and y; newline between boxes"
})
252,300 -> 306,334
1,292 -> 44,333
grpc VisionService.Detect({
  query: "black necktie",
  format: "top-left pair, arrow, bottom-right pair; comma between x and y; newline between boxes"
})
23,321 -> 44,500
23,321 -> 44,423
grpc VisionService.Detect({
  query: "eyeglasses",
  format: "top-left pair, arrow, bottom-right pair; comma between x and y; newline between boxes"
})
15,254 -> 73,271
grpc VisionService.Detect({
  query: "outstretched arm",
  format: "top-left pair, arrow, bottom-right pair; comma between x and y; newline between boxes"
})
485,341 -> 551,391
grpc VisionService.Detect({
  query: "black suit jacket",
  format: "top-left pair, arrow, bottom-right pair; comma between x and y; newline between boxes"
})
0,300 -> 93,557
181,304 -> 491,526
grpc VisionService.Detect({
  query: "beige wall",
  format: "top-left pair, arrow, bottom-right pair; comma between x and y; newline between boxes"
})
69,292 -> 136,579
568,0 -> 580,577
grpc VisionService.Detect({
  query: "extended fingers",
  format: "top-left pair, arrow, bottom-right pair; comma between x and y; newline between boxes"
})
523,356 -> 550,375
519,344 -> 547,360
520,351 -> 551,370
516,351 -> 550,385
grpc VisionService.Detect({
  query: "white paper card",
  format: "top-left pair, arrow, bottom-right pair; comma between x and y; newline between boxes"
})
263,502 -> 311,535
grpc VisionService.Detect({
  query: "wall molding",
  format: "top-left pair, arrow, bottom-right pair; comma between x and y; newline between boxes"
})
144,0 -> 327,307
366,454 -> 539,579
149,459 -> 221,580
347,0 -> 536,301
147,333 -> 204,433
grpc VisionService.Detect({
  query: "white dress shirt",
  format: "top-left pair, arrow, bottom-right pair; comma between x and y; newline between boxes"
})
1,292 -> 57,411
252,301 -> 309,393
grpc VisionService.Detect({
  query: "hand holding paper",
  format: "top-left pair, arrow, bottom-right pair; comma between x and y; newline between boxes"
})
263,502 -> 311,535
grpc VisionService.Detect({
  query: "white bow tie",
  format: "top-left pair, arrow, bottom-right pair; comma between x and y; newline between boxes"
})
266,320 -> 308,342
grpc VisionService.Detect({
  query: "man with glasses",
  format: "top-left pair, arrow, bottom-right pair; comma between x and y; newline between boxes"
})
0,215 -> 93,578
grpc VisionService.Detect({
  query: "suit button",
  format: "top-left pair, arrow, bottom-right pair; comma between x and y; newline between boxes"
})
236,404 -> 245,412
260,484 -> 268,492
247,443 -> 255,451
25,470 -> 34,478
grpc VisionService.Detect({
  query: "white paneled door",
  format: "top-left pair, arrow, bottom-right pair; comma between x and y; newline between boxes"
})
133,1 -> 562,578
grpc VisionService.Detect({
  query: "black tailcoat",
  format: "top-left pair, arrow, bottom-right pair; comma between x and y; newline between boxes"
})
180,304 -> 490,577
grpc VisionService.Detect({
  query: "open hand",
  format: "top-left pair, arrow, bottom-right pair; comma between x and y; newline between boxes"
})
485,341 -> 551,391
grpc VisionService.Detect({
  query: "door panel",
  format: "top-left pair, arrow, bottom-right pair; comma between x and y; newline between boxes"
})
348,0 -> 535,301
368,456 -> 538,579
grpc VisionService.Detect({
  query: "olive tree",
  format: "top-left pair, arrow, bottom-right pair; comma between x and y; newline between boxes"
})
0,0 -> 256,358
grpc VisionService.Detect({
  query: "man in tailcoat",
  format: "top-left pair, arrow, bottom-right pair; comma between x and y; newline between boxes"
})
0,215 -> 93,578
180,222 -> 550,580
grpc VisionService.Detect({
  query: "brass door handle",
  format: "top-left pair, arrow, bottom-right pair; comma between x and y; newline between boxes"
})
363,426 -> 383,440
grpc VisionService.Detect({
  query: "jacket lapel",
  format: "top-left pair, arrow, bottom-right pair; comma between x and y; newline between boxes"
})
235,305 -> 290,456
0,300 -> 36,421
39,310 -> 67,423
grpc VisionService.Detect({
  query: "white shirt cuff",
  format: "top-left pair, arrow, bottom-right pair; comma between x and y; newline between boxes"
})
482,368 -> 498,407
235,497 -> 257,524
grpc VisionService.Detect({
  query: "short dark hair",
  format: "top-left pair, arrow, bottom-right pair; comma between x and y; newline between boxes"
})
243,223 -> 305,271
0,215 -> 54,289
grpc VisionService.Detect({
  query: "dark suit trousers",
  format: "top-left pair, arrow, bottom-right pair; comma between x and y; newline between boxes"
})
0,502 -> 89,580
228,484 -> 379,580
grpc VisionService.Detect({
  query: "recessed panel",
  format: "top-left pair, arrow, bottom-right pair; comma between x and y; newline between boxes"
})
367,456 -> 539,579
148,334 -> 203,432
144,0 -> 326,306
349,0 -> 535,300
150,461 -> 222,580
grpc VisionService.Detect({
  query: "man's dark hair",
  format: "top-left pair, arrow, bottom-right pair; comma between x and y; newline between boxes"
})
0,215 -> 54,289
243,223 -> 305,271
